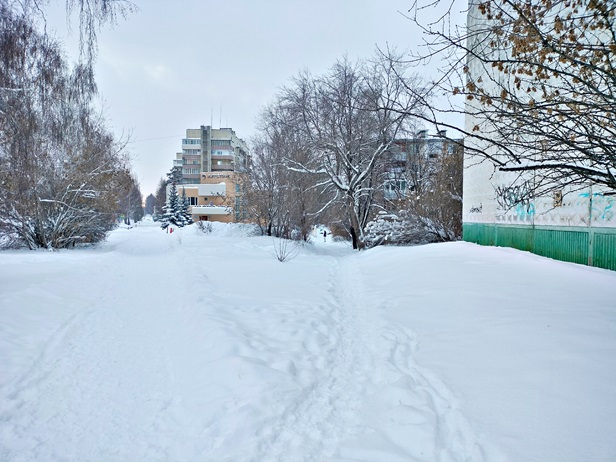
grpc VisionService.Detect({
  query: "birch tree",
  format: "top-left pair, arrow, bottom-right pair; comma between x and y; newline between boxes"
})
0,0 -> 135,248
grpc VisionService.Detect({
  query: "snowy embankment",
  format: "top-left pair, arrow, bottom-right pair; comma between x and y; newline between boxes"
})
0,221 -> 615,461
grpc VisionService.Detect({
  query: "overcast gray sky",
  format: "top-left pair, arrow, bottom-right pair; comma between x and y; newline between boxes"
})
49,0 -> 464,196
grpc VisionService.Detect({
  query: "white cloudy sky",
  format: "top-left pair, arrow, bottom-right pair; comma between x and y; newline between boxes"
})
47,0 -> 465,196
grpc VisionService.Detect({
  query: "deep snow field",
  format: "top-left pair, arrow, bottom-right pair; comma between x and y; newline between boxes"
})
1,220 -> 615,462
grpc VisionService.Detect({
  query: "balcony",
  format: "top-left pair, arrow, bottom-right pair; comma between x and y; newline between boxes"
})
211,152 -> 234,160
211,163 -> 233,171
198,183 -> 226,196
190,206 -> 231,215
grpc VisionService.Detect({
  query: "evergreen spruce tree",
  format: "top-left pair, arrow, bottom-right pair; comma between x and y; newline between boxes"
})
180,188 -> 193,226
160,183 -> 181,230
160,167 -> 193,230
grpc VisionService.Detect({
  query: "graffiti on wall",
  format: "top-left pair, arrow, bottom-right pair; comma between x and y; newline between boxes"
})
577,192 -> 615,222
495,181 -> 535,220
469,203 -> 483,214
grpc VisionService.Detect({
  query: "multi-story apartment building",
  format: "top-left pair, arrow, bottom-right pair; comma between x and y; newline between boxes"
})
170,125 -> 249,223
383,130 -> 463,201
462,2 -> 616,270
174,125 -> 249,185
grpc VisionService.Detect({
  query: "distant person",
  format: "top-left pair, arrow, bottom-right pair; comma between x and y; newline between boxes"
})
323,230 -> 327,242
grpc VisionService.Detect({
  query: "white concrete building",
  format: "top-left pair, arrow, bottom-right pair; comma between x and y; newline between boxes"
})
462,1 -> 616,270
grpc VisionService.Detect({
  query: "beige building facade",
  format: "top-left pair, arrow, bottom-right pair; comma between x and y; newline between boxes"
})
176,172 -> 247,223
169,123 -> 250,223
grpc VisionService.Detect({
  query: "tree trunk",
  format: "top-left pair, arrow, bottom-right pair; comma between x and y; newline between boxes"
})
349,226 -> 358,250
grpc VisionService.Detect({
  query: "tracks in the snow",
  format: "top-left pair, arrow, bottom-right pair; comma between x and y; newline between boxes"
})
253,257 -> 371,461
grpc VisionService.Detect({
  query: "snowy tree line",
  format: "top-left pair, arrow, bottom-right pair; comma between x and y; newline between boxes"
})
0,0 -> 141,249
246,53 -> 463,249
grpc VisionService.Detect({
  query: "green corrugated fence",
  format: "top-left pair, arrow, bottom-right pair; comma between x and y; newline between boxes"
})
463,223 -> 616,271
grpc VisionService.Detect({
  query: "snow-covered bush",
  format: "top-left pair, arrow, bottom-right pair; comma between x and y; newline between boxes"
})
196,221 -> 213,234
363,211 -> 436,248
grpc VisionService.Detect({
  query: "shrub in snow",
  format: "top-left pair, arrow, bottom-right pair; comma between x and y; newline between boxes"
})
196,221 -> 213,234
271,237 -> 300,262
363,211 -> 436,248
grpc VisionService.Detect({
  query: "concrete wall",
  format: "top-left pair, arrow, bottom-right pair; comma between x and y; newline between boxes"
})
462,2 -> 616,270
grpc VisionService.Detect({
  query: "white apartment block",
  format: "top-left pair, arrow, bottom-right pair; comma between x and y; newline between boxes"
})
174,125 -> 249,184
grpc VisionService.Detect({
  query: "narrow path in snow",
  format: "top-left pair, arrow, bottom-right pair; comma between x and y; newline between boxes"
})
335,254 -> 489,462
243,246 -> 488,462
251,256 -> 372,461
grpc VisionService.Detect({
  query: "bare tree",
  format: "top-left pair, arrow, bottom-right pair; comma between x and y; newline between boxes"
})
270,55 -> 428,249
244,135 -> 286,237
247,116 -> 324,241
153,178 -> 167,220
366,134 -> 463,246
6,0 -> 136,73
0,1 -> 134,248
117,170 -> 143,225
404,0 -> 616,198
405,137 -> 463,240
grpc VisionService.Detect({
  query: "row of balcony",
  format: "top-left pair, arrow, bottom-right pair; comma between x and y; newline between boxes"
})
189,205 -> 231,216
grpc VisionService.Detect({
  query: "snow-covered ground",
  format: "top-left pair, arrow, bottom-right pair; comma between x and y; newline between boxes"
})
1,221 -> 615,462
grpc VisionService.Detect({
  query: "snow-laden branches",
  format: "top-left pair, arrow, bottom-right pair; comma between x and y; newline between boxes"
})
255,54 -> 430,249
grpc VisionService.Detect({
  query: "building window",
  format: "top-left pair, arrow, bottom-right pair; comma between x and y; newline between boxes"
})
554,190 -> 563,207
384,179 -> 407,199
